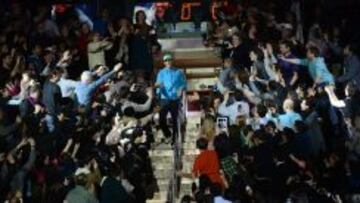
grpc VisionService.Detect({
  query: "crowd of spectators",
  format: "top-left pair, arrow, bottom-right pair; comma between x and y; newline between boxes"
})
1,0 -> 360,203
179,0 -> 360,202
0,3 -> 163,203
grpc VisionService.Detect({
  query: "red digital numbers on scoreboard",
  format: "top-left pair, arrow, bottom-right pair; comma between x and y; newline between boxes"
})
154,0 -> 229,21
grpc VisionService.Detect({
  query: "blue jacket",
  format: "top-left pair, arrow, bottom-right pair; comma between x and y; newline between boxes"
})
300,57 -> 334,84
156,67 -> 186,100
75,70 -> 114,106
278,111 -> 302,130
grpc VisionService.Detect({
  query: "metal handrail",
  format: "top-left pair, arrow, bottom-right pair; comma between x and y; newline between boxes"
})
168,92 -> 186,203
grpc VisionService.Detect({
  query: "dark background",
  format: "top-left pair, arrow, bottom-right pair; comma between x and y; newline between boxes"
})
0,0 -> 359,44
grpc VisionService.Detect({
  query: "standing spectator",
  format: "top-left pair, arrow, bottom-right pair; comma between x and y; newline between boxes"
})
218,90 -> 250,125
42,69 -> 62,134
129,10 -> 155,75
57,69 -> 79,98
87,32 -> 113,70
19,86 -> 43,133
155,53 -> 186,144
229,33 -> 252,70
28,44 -> 43,77
278,40 -> 300,86
280,46 -> 334,87
179,138 -> 226,189
8,138 -> 36,195
249,47 -> 268,80
337,44 -> 360,90
300,97 -> 326,158
99,165 -> 131,203
93,8 -> 110,37
76,23 -> 92,77
217,58 -> 237,93
75,63 -> 123,108
108,18 -> 132,67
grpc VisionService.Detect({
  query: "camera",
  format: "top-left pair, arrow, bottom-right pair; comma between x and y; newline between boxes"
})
216,117 -> 228,131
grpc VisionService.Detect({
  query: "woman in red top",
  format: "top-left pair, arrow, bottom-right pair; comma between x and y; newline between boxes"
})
180,137 -> 227,189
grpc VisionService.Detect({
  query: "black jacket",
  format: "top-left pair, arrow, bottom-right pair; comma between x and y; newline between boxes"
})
42,81 -> 62,115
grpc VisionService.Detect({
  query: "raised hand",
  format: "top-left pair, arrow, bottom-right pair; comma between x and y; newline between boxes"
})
34,104 -> 43,114
266,43 -> 274,55
61,50 -> 72,62
113,63 -> 123,72
27,137 -> 36,147
324,85 -> 334,93
146,87 -> 154,98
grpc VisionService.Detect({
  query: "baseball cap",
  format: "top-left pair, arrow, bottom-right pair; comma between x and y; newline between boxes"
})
163,53 -> 173,61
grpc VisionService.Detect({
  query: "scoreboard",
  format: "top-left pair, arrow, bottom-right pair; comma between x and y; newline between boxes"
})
153,0 -> 228,21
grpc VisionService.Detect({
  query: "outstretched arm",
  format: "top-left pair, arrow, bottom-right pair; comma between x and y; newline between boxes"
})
324,86 -> 346,108
278,56 -> 307,66
89,63 -> 123,91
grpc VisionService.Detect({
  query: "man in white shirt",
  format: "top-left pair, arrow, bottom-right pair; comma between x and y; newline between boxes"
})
218,90 -> 250,125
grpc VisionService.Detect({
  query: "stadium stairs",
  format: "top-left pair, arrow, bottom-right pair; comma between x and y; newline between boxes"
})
147,26 -> 222,203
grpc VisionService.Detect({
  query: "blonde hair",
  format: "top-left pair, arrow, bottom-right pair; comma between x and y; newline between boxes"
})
283,99 -> 294,112
201,117 -> 216,141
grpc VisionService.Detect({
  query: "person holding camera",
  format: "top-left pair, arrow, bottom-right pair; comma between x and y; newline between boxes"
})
155,53 -> 186,144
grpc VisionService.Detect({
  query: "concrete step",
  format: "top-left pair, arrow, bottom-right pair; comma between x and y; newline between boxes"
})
153,161 -> 193,172
152,179 -> 194,199
149,149 -> 199,157
157,179 -> 171,192
182,142 -> 196,149
146,200 -> 167,203
153,169 -> 172,179
147,191 -> 168,203
179,178 -> 194,197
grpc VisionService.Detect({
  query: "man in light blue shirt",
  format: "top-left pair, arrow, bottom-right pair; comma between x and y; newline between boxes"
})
278,99 -> 302,130
155,53 -> 186,143
75,63 -> 123,108
280,46 -> 334,87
